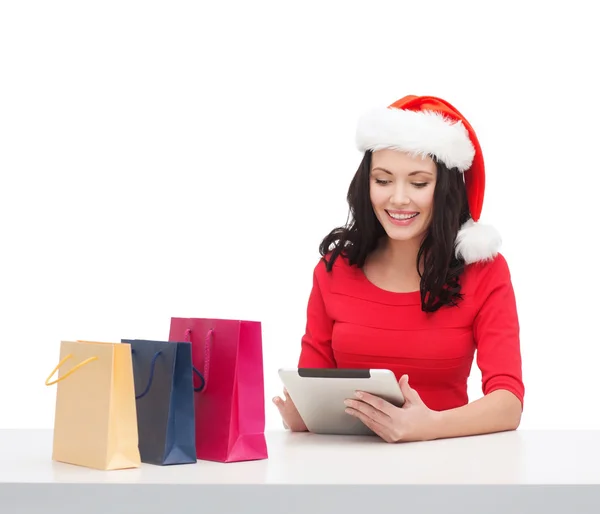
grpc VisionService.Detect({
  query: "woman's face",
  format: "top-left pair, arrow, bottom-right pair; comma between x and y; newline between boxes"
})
369,149 -> 437,243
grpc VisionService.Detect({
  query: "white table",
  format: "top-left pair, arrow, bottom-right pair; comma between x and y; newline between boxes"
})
1,429 -> 599,513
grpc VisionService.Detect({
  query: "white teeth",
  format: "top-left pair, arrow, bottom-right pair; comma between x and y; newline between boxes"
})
388,212 -> 418,220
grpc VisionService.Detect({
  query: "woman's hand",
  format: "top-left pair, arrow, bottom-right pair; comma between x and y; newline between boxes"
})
344,374 -> 440,443
273,388 -> 308,432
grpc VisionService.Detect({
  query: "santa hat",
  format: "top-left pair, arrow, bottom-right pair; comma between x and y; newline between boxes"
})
355,95 -> 501,265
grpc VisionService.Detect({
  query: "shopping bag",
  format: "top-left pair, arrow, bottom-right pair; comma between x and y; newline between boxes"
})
121,339 -> 197,465
168,317 -> 268,463
45,340 -> 141,470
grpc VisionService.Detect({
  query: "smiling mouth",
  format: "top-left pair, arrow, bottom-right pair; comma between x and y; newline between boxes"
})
386,211 -> 419,220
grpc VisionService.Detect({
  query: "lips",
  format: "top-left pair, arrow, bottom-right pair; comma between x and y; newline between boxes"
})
384,210 -> 420,227
386,210 -> 419,220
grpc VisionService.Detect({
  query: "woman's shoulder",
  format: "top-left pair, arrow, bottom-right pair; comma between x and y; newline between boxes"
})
314,250 -> 354,272
311,250 -> 359,285
461,252 -> 514,291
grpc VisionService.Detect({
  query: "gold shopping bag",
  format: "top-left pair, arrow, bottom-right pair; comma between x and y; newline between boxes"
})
45,340 -> 141,470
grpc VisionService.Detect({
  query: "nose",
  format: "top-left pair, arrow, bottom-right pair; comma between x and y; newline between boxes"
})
389,183 -> 410,206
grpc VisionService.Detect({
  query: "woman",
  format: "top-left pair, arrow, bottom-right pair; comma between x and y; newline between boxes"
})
274,95 -> 524,443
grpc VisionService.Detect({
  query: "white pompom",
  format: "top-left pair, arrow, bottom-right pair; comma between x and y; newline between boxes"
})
454,218 -> 502,264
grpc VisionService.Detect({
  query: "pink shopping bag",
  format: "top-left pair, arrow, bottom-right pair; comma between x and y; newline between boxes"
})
168,317 -> 268,463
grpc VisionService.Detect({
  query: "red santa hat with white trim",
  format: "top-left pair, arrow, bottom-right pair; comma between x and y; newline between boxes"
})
355,94 -> 501,265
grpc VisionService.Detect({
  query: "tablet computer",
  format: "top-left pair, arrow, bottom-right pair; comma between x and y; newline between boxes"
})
278,368 -> 405,436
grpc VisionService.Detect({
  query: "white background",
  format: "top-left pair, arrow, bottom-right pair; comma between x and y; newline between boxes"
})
1,1 -> 598,433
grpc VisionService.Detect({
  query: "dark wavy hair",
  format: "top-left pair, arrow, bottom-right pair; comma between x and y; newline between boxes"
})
319,150 -> 471,313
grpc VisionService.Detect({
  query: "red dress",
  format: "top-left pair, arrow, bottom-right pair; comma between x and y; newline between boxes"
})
297,253 -> 524,411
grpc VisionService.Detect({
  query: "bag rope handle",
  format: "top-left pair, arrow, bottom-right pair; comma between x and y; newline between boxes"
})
45,354 -> 98,386
184,328 -> 214,393
131,349 -> 162,399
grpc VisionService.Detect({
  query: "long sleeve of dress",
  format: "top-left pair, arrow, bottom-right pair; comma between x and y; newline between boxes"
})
297,263 -> 336,368
473,254 -> 525,406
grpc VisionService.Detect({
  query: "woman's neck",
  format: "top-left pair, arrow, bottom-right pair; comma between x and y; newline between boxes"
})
374,236 -> 422,272
362,236 -> 424,293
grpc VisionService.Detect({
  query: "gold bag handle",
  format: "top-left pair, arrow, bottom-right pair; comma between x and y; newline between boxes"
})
45,354 -> 98,386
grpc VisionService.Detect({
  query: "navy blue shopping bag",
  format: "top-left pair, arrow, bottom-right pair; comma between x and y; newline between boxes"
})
122,339 -> 200,465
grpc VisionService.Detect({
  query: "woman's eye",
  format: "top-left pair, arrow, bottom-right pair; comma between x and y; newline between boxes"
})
412,182 -> 428,188
375,178 -> 390,185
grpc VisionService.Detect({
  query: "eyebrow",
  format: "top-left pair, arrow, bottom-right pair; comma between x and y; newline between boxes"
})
372,167 -> 434,177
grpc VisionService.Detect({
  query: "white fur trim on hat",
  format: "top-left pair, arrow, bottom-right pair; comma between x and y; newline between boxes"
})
356,107 -> 476,172
454,219 -> 502,264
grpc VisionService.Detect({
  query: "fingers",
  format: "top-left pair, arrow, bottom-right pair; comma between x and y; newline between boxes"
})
273,388 -> 291,408
352,391 -> 397,416
345,407 -> 393,443
273,393 -> 302,431
398,374 -> 424,406
273,390 -> 294,413
344,397 -> 392,427
272,396 -> 290,429
272,395 -> 285,411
